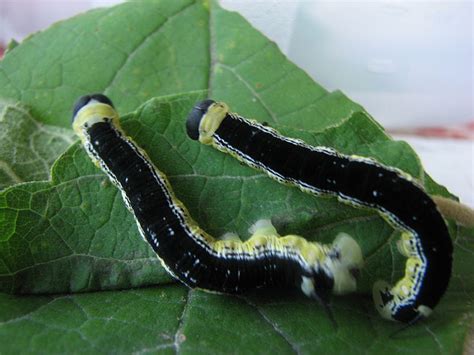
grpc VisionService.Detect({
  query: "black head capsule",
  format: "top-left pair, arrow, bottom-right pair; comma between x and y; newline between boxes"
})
72,94 -> 115,122
186,99 -> 216,140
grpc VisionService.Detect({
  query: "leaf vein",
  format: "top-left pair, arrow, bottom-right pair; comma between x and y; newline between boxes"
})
241,296 -> 300,354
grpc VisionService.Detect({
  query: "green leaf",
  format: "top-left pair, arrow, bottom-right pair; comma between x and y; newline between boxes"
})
0,100 -> 75,189
1,223 -> 473,355
0,0 -> 471,352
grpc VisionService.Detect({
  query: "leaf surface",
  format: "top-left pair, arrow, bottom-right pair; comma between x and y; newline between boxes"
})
1,223 -> 473,355
0,0 -> 471,353
0,101 -> 74,190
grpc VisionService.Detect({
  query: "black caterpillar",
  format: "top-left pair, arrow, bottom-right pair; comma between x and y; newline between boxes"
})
186,99 -> 453,323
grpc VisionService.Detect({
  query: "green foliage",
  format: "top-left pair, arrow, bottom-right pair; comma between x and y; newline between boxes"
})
0,0 -> 471,353
0,100 -> 74,189
1,280 -> 471,354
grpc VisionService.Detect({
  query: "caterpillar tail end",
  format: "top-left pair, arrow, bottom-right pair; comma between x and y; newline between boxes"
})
329,233 -> 364,295
373,281 -> 395,321
373,281 -> 433,323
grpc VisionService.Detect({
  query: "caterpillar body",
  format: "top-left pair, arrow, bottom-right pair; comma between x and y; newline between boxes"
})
186,100 -> 453,323
72,94 -> 363,312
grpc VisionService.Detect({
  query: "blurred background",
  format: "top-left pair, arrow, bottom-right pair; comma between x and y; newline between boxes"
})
0,0 -> 472,205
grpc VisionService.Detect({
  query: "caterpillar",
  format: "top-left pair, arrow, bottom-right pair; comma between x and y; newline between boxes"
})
186,99 -> 453,323
72,94 -> 363,317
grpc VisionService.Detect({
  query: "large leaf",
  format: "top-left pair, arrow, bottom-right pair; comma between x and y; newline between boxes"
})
0,0 -> 471,352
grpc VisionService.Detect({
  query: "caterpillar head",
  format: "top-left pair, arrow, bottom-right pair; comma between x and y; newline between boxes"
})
72,94 -> 119,140
186,99 -> 228,144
